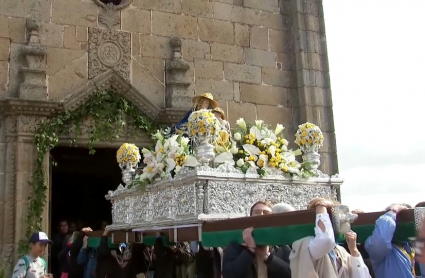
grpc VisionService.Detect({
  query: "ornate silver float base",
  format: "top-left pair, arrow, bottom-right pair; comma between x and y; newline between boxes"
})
105,164 -> 343,231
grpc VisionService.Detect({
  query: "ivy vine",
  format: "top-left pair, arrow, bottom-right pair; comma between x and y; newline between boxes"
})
18,89 -> 162,255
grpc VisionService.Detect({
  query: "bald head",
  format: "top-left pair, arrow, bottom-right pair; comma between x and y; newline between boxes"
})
272,203 -> 295,213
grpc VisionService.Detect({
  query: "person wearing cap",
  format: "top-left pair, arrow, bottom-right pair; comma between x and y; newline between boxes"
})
171,93 -> 219,136
212,107 -> 231,136
12,231 -> 53,278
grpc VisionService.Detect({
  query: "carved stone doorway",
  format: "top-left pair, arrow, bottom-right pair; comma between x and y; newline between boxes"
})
48,146 -> 121,275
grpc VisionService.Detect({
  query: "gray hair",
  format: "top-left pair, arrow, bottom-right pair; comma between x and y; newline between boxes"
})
272,203 -> 295,213
385,203 -> 412,211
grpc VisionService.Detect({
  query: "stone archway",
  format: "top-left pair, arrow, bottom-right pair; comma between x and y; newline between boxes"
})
0,70 -> 180,269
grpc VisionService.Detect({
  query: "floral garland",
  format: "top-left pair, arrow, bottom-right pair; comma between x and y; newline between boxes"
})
20,90 -> 162,255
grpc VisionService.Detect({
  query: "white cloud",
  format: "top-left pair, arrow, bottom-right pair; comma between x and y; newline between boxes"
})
323,0 -> 425,211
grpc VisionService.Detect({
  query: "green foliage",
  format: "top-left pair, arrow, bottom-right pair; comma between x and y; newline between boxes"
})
18,90 -> 162,256
0,263 -> 5,278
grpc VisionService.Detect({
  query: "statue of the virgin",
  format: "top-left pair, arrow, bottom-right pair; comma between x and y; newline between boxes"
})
171,93 -> 219,136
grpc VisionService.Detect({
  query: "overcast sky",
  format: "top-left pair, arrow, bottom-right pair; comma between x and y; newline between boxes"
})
323,0 -> 425,212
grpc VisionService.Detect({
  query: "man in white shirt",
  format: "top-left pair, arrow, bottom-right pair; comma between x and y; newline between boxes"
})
290,198 -> 371,278
12,231 -> 53,278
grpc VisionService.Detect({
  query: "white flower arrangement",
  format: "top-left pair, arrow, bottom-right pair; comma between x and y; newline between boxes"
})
134,131 -> 199,187
217,118 -> 305,176
116,143 -> 141,169
294,122 -> 324,153
188,109 -> 221,142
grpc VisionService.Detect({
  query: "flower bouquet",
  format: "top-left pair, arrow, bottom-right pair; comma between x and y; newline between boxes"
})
133,131 -> 199,189
230,119 -> 307,177
188,109 -> 222,165
294,122 -> 324,153
116,143 -> 141,169
294,122 -> 324,172
188,109 -> 221,143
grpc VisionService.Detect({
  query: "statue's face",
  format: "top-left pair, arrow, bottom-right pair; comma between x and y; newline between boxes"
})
197,98 -> 210,110
213,111 -> 223,120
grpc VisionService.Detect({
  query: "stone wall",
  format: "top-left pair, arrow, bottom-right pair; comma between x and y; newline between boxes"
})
1,0 -> 301,135
0,0 -> 338,269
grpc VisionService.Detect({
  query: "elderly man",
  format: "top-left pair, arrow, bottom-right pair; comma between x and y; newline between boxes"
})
222,201 -> 291,278
272,203 -> 295,213
365,203 -> 416,278
290,198 -> 370,278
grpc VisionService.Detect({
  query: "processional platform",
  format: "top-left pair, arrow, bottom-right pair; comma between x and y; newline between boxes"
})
106,164 -> 343,231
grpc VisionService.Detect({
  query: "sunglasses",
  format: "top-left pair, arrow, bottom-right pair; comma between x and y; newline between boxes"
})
409,237 -> 425,256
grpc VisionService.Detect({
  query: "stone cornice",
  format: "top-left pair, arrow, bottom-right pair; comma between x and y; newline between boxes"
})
156,108 -> 189,125
0,98 -> 63,117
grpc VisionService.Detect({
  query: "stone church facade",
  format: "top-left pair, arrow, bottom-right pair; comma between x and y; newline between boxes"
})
0,0 -> 337,266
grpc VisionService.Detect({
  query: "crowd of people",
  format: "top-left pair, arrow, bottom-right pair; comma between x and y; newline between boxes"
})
11,197 -> 425,278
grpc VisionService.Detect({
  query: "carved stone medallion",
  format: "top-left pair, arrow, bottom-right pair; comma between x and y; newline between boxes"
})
88,28 -> 130,81
98,41 -> 122,66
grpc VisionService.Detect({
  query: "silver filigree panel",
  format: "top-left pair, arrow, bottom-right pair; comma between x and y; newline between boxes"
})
174,184 -> 197,217
106,168 -> 341,230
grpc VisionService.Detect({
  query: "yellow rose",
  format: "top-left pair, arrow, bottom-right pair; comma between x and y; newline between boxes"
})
199,121 -> 204,126
191,129 -> 197,135
200,127 -> 206,134
300,138 -> 306,145
124,157 -> 128,162
131,157 -> 137,162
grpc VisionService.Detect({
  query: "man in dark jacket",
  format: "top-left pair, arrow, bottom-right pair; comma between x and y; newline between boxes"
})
195,243 -> 223,278
154,235 -> 195,278
96,230 -> 150,278
222,201 -> 292,278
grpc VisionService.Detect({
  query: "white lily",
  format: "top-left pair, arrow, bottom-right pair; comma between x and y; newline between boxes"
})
236,118 -> 247,130
250,126 -> 263,140
183,156 -> 200,167
243,144 -> 261,156
180,137 -> 190,147
275,124 -> 285,135
230,141 -> 238,154
255,120 -> 264,128
165,158 -> 176,173
269,145 -> 276,157
214,152 -> 235,165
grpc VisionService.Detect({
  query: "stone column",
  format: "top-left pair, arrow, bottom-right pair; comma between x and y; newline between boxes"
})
1,117 -> 18,272
14,116 -> 46,257
287,0 -> 339,179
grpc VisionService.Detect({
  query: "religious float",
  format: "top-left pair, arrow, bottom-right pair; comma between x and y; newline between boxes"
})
98,93 -> 425,247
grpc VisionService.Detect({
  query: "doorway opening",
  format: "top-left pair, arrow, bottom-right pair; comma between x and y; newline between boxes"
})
50,146 -> 121,232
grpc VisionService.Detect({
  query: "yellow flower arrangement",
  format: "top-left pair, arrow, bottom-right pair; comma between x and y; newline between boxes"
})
294,122 -> 324,153
188,109 -> 221,141
116,143 -> 141,168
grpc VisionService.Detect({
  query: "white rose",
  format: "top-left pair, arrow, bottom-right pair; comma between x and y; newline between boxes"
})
236,159 -> 244,167
234,132 -> 242,141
